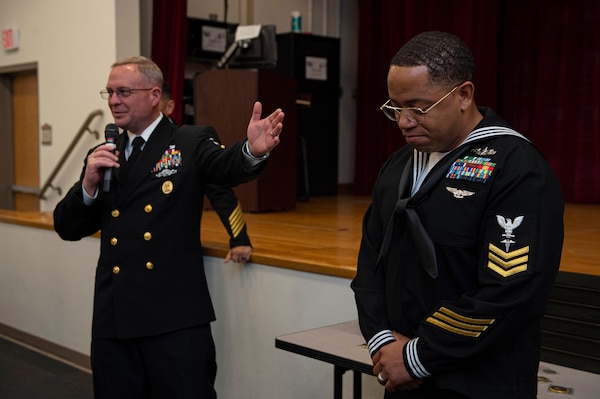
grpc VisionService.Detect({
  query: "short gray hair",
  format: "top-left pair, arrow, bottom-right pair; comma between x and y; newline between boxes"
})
111,56 -> 163,87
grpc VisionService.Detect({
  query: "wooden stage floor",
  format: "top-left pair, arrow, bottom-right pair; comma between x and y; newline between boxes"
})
0,195 -> 596,279
200,195 -> 600,278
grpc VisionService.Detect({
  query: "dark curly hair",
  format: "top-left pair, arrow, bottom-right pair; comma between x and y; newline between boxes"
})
391,31 -> 474,87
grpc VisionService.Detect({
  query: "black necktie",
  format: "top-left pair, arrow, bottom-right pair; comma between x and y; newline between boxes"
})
121,136 -> 144,181
377,155 -> 439,279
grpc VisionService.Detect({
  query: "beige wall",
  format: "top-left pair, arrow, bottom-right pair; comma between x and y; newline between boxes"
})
0,0 -> 139,212
188,0 -> 314,34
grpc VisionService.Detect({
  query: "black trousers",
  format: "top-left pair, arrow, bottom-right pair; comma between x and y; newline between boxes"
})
91,325 -> 217,399
384,381 -> 470,399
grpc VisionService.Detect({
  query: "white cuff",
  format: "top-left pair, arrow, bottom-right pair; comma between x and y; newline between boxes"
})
405,338 -> 431,379
243,141 -> 269,167
367,330 -> 396,357
82,183 -> 98,206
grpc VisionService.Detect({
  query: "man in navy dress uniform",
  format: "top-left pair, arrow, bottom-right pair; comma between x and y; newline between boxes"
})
54,56 -> 284,399
351,32 -> 564,398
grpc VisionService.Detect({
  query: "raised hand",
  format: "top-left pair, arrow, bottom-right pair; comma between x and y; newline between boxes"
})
246,101 -> 285,157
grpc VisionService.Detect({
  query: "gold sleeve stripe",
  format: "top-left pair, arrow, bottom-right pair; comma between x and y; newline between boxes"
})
438,307 -> 495,325
488,243 -> 530,277
426,317 -> 483,338
433,312 -> 489,332
229,204 -> 243,225
426,307 -> 495,338
228,203 -> 246,238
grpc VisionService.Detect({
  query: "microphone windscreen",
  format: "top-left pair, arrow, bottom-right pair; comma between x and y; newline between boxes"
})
104,123 -> 119,143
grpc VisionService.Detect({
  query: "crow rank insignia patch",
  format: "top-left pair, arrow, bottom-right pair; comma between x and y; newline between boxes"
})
487,214 -> 530,278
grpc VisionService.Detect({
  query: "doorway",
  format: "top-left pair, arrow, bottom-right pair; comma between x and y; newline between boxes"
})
0,68 -> 40,211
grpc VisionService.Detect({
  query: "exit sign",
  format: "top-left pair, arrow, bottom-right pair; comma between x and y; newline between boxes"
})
2,28 -> 20,51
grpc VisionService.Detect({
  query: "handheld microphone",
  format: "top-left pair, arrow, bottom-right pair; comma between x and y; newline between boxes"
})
103,123 -> 119,192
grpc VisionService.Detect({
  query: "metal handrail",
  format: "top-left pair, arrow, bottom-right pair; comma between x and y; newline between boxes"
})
37,109 -> 104,199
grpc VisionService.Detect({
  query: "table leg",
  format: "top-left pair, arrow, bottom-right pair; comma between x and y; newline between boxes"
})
333,366 -> 363,399
353,371 -> 362,399
334,365 -> 344,399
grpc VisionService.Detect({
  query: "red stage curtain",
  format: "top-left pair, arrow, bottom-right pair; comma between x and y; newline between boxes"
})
498,0 -> 600,203
354,0 -> 600,203
151,0 -> 187,125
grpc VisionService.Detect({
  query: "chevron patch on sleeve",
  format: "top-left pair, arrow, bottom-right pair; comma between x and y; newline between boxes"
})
488,243 -> 529,277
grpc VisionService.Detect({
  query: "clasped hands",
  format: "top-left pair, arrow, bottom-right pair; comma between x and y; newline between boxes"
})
372,331 -> 424,392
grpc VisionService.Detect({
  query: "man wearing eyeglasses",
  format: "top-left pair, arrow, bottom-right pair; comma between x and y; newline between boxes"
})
351,32 -> 564,398
53,56 -> 284,399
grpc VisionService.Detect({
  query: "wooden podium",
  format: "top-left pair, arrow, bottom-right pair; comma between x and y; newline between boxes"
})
195,69 -> 297,212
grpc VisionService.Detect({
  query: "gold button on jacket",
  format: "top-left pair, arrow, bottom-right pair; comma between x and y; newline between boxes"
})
52,118 -> 261,339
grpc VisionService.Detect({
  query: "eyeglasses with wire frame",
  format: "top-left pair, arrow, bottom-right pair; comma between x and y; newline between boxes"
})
380,85 -> 459,124
100,88 -> 153,99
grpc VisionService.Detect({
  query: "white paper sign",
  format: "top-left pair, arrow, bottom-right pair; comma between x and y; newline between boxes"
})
202,25 -> 227,53
305,56 -> 328,81
235,25 -> 261,41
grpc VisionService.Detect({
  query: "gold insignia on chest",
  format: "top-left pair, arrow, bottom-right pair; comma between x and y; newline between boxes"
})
162,180 -> 173,194
446,186 -> 475,199
471,146 -> 497,156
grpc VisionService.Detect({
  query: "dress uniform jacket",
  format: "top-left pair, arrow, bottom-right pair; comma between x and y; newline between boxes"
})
351,108 -> 564,398
54,117 -> 264,339
205,184 -> 251,248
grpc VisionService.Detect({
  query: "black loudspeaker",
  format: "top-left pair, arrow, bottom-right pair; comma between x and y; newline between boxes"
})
276,33 -> 340,197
